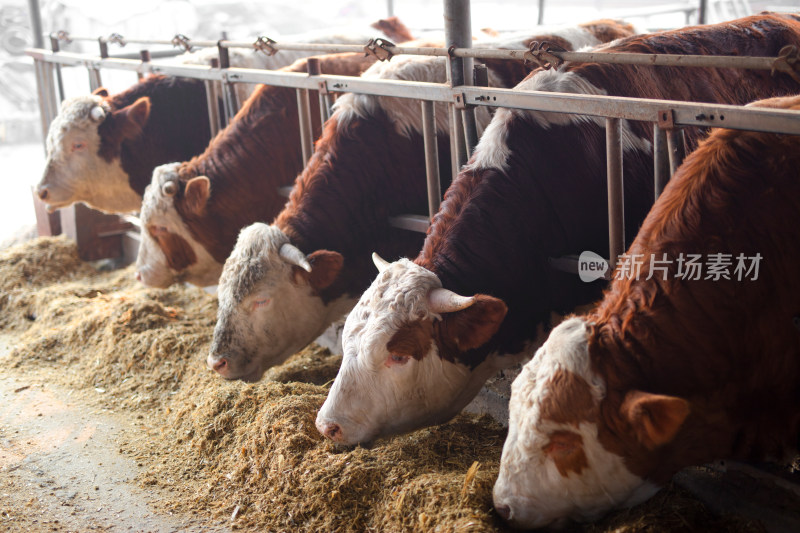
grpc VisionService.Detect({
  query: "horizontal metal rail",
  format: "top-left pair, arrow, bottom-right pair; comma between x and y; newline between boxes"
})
45,33 -> 800,74
26,48 -> 800,136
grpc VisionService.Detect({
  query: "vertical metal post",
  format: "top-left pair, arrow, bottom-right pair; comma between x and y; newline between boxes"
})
28,0 -> 44,48
421,100 -> 442,218
138,50 -> 151,81
296,62 -> 315,164
217,42 -> 239,124
698,0 -> 708,24
33,59 -> 51,149
387,0 -> 394,17
206,57 -> 223,134
606,118 -> 624,270
307,58 -> 330,125
666,129 -> 686,177
444,0 -> 475,166
538,0 -> 546,25
653,124 -> 670,201
49,35 -> 66,103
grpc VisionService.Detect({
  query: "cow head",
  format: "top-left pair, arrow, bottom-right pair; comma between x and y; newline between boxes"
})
315,256 -> 507,445
207,223 -> 349,381
37,89 -> 149,214
493,317 -> 689,529
136,163 -> 222,288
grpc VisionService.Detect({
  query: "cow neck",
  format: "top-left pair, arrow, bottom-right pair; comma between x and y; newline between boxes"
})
176,83 -> 304,264
107,75 -> 212,197
276,109 -> 451,304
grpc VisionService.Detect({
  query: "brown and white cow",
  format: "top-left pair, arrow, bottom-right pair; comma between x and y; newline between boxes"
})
316,13 -> 800,446
35,19 -> 412,215
493,93 -> 800,529
134,51 -> 381,288
37,77 -> 211,214
206,21 -> 635,382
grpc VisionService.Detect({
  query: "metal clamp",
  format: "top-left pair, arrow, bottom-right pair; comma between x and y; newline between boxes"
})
657,108 -> 676,130
55,30 -> 72,44
171,34 -> 192,52
453,92 -> 468,110
106,33 -> 126,47
524,41 -> 565,70
318,81 -> 329,95
364,38 -> 396,61
254,36 -> 278,56
772,45 -> 800,83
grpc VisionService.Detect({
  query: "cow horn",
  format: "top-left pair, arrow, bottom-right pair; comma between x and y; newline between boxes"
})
90,106 -> 106,122
279,243 -> 311,272
372,252 -> 390,273
162,180 -> 178,197
427,287 -> 476,313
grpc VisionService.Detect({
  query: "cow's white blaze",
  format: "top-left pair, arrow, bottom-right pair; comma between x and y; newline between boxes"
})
493,317 -> 658,529
136,163 -> 221,288
316,259 -> 503,445
38,95 -> 141,213
209,223 -> 354,381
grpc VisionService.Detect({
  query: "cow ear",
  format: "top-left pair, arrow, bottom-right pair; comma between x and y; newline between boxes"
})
184,176 -> 210,213
92,87 -> 109,98
113,97 -> 151,139
438,295 -> 507,352
620,390 -> 690,450
293,250 -> 343,289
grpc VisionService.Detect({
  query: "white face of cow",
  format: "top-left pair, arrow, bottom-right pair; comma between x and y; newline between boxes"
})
493,317 -> 682,529
208,223 -> 351,381
135,163 -> 222,288
316,258 -> 508,446
37,93 -> 146,214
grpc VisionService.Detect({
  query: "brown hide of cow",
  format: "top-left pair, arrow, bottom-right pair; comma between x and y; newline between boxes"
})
588,95 -> 800,484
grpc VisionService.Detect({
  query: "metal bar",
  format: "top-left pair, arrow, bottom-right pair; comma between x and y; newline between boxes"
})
217,42 -> 238,123
606,118 -> 624,270
49,36 -> 66,103
39,60 -> 58,125
421,100 -> 442,218
204,79 -> 221,138
653,124 -> 670,200
320,93 -> 332,124
28,0 -> 44,48
538,0 -> 546,25
388,214 -> 430,233
297,88 -> 314,163
32,59 -> 51,150
450,103 -> 467,171
306,58 -> 329,125
25,49 -> 800,136
445,0 -> 477,162
138,50 -> 151,81
667,129 -> 687,176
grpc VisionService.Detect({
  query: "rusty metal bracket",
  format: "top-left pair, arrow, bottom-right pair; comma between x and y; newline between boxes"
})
524,41 -> 566,70
171,34 -> 192,52
254,36 -> 278,56
55,30 -> 72,44
106,33 -> 125,47
453,92 -> 467,110
318,81 -> 329,95
771,45 -> 800,83
657,109 -> 676,130
364,38 -> 396,61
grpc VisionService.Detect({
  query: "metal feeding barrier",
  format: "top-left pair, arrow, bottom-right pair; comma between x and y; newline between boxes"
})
25,0 -> 800,273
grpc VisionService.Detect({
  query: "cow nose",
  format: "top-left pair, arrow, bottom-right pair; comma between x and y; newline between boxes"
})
135,271 -> 142,282
37,185 -> 49,200
317,420 -> 342,442
207,353 -> 228,375
494,503 -> 511,521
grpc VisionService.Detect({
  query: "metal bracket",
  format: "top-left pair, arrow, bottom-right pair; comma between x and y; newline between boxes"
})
657,109 -> 676,130
364,38 -> 396,61
254,36 -> 278,56
106,33 -> 126,47
55,30 -> 72,44
318,81 -> 329,95
171,34 -> 192,52
772,45 -> 800,83
524,41 -> 565,70
453,92 -> 468,110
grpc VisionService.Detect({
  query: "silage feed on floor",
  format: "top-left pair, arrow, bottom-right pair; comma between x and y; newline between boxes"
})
0,237 -> 774,532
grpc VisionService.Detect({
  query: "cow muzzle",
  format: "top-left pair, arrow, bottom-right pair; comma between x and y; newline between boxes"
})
206,352 -> 230,377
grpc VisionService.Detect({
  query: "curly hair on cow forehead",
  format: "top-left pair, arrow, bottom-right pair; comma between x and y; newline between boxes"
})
219,224 -> 290,305
364,259 -> 444,326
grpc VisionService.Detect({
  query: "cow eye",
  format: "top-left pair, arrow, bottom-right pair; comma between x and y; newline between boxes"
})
72,142 -> 86,152
252,298 -> 270,309
386,353 -> 410,367
148,225 -> 169,237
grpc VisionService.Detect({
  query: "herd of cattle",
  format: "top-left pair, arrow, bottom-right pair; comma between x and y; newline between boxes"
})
34,12 -> 800,530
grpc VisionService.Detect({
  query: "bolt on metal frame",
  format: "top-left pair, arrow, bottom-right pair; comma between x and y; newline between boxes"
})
27,5 -> 800,272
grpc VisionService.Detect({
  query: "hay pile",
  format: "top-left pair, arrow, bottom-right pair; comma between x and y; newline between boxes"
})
0,238 -> 772,532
